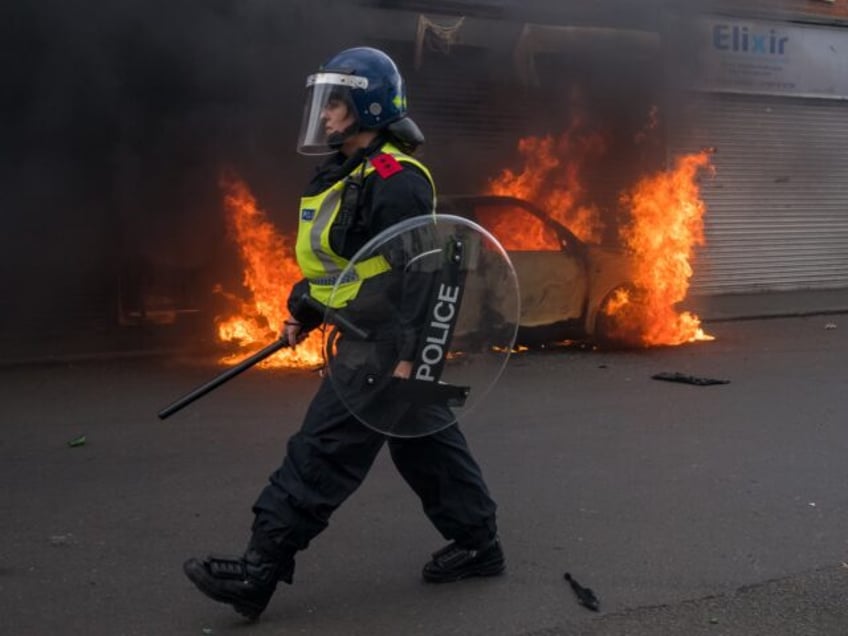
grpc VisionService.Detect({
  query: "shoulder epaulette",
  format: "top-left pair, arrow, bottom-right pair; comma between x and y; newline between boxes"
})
371,153 -> 404,179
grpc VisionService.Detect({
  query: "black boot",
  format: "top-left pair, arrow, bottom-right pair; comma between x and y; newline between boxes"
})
183,549 -> 286,621
422,537 -> 505,583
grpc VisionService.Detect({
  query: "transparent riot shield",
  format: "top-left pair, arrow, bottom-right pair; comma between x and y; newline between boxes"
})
324,214 -> 520,438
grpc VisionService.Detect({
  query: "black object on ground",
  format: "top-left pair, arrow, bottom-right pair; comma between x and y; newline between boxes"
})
564,572 -> 600,612
652,371 -> 730,386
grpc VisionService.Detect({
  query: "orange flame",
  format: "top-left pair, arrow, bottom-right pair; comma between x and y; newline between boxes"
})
488,124 -> 606,247
215,174 -> 323,368
610,151 -> 715,346
484,105 -> 714,348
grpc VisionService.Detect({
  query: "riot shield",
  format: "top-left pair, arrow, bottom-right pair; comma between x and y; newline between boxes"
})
324,214 -> 520,438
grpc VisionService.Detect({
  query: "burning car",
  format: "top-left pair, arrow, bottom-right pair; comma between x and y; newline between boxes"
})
212,153 -> 712,369
438,194 -> 641,347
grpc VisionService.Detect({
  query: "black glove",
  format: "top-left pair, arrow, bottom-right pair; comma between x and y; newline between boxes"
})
286,279 -> 324,333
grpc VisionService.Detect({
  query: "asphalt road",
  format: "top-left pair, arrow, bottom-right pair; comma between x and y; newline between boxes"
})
2,314 -> 847,636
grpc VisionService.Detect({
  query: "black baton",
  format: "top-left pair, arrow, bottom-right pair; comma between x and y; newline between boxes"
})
156,295 -> 369,420
157,338 -> 291,420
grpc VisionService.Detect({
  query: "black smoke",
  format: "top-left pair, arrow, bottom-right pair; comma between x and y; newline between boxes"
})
0,0 -> 688,357
0,0 -> 359,350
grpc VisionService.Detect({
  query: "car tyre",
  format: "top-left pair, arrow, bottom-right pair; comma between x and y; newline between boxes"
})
594,284 -> 646,349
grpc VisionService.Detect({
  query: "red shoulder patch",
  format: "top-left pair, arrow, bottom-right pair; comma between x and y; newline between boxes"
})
371,153 -> 404,179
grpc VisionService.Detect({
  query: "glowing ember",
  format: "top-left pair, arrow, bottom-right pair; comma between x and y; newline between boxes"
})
610,151 -> 715,346
216,174 -> 323,368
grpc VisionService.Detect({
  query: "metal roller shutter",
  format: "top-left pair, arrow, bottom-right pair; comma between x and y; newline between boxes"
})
668,92 -> 848,294
396,45 -> 528,193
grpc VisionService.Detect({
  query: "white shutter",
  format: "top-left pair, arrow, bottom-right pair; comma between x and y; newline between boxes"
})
668,91 -> 848,293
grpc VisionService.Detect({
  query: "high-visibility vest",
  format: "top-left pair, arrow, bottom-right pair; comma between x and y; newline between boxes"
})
295,142 -> 436,308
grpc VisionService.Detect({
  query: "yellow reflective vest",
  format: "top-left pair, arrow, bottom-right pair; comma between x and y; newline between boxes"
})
295,142 -> 435,308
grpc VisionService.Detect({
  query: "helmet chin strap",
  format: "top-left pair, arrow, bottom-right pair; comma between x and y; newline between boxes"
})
327,123 -> 360,150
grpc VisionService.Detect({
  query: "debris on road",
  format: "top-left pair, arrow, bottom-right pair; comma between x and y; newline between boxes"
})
564,572 -> 600,612
652,372 -> 729,386
67,435 -> 87,448
49,534 -> 74,547
825,322 -> 837,330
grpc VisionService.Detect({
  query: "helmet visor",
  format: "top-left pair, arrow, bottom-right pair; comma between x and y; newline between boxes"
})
296,72 -> 368,155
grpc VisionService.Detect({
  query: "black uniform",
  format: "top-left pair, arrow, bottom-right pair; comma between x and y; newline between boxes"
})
249,138 -> 498,582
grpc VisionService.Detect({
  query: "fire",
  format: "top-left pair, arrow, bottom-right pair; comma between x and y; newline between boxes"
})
215,174 -> 323,368
484,105 -> 714,347
610,151 -> 715,346
488,123 -> 606,247
213,108 -> 712,356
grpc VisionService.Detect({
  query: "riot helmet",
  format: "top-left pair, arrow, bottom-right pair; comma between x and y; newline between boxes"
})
297,47 -> 409,155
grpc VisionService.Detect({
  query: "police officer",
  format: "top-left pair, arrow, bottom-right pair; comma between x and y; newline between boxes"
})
184,47 -> 503,621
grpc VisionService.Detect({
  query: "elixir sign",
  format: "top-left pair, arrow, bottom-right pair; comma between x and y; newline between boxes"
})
692,16 -> 848,99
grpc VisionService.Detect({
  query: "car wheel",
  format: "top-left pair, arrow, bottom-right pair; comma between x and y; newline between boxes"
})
594,284 -> 647,348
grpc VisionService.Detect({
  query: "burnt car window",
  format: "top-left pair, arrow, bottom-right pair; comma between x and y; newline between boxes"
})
473,203 -> 560,251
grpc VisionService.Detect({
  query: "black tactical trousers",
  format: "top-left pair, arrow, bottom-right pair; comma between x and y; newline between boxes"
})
251,375 -> 498,569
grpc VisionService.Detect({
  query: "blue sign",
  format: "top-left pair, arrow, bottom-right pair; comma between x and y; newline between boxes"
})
712,24 -> 789,56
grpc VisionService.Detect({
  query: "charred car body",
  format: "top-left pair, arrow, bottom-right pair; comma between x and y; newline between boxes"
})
438,195 -> 640,347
